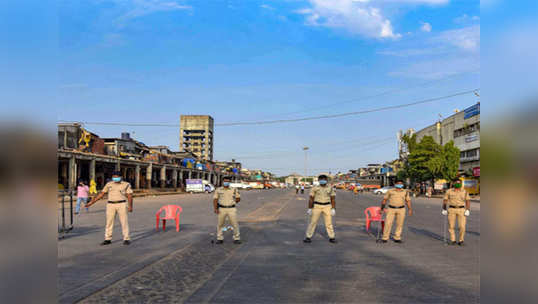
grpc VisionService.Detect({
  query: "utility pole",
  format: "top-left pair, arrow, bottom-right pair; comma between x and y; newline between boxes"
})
437,114 -> 443,146
303,147 -> 309,185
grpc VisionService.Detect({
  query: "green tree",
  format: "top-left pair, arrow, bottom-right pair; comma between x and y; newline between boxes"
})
440,141 -> 460,181
400,135 -> 460,184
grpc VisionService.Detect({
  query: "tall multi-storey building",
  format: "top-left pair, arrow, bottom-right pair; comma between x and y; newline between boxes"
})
414,103 -> 480,175
179,115 -> 214,161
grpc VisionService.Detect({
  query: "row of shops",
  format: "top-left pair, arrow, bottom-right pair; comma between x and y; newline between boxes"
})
57,123 -> 241,191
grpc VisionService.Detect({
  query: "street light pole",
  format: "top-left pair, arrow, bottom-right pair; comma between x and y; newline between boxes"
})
303,147 -> 309,185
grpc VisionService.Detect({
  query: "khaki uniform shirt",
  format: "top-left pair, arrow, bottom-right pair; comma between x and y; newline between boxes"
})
444,188 -> 470,207
310,185 -> 336,203
102,181 -> 133,201
384,189 -> 410,207
213,187 -> 240,207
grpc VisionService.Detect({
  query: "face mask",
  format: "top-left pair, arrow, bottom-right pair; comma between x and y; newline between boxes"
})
112,177 -> 121,182
395,184 -> 404,189
319,180 -> 327,185
454,183 -> 462,188
223,182 -> 230,187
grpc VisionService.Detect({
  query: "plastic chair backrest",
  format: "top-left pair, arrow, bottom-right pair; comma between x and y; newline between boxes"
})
365,206 -> 382,221
157,205 -> 182,219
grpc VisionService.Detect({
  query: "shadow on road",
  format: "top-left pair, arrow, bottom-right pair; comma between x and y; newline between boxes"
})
187,219 -> 479,303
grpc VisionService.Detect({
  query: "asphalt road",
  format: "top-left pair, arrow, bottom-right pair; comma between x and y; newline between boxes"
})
58,188 -> 480,303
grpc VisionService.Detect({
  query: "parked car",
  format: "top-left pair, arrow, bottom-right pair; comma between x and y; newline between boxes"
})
249,182 -> 264,189
373,186 -> 395,195
229,182 -> 244,189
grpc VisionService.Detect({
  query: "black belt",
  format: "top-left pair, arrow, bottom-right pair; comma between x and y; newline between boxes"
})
314,202 -> 331,205
388,205 -> 405,209
449,206 -> 465,209
218,204 -> 236,208
108,200 -> 126,204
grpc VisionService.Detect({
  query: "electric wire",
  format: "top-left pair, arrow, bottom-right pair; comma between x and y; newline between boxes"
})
57,89 -> 479,127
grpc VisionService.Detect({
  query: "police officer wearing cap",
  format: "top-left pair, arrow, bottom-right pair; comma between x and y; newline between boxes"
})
213,176 -> 241,244
304,174 -> 337,243
379,180 -> 412,243
86,171 -> 133,245
442,179 -> 471,246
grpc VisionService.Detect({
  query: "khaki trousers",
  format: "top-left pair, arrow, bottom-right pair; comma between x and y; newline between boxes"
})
217,208 -> 240,241
448,208 -> 466,242
105,203 -> 130,241
382,207 -> 406,241
306,205 -> 335,239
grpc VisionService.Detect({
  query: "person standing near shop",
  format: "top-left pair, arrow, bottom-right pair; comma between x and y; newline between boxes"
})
86,171 -> 133,246
75,180 -> 90,214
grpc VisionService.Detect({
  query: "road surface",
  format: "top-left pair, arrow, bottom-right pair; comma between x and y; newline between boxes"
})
58,188 -> 480,303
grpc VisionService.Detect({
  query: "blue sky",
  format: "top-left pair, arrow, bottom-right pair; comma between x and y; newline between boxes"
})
2,0 -> 481,176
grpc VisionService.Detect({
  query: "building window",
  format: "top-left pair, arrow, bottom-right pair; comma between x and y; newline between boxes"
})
461,148 -> 479,159
454,122 -> 480,138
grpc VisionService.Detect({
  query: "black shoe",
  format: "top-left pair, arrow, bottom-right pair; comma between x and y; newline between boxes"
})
329,238 -> 337,243
215,240 -> 223,244
303,238 -> 312,243
100,240 -> 112,246
377,239 -> 387,243
123,240 -> 131,245
393,239 -> 402,243
234,240 -> 242,244
449,241 -> 457,246
457,241 -> 465,246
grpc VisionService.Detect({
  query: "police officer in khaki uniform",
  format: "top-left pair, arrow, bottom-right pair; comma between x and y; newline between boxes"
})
379,180 -> 412,243
442,179 -> 471,246
213,176 -> 241,244
304,175 -> 337,243
86,171 -> 133,245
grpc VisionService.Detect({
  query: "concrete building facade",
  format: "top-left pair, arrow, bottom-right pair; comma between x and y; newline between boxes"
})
179,115 -> 214,161
58,123 -> 227,192
414,103 -> 480,174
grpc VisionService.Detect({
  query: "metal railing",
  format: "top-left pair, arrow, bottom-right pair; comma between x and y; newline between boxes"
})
58,190 -> 74,239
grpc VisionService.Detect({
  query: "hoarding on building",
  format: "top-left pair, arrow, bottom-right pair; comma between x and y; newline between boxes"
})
464,103 -> 480,119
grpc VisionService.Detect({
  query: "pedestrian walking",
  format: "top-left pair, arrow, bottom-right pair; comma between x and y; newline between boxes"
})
213,176 -> 241,244
85,171 -> 133,246
442,179 -> 471,246
378,180 -> 413,243
301,184 -> 305,194
295,184 -> 300,194
75,180 -> 90,214
304,175 -> 337,243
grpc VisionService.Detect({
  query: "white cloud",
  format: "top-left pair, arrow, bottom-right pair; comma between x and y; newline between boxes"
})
383,24 -> 480,80
378,47 -> 445,57
295,0 -> 401,39
260,4 -> 275,10
421,22 -> 432,32
453,14 -> 480,24
381,0 -> 448,3
388,56 -> 479,80
379,25 -> 480,58
434,25 -> 480,52
115,0 -> 191,27
294,0 -> 451,39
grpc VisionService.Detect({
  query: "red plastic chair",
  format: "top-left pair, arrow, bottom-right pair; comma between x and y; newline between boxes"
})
156,205 -> 183,232
365,206 -> 385,232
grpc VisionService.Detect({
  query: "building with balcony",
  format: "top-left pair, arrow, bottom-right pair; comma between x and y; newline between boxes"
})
414,102 -> 480,176
179,115 -> 214,161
